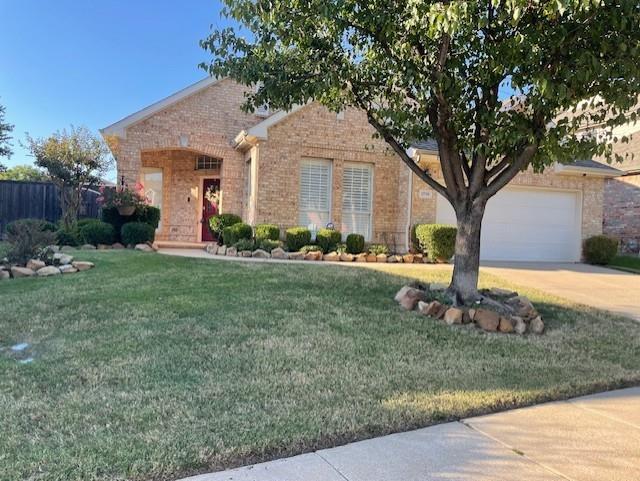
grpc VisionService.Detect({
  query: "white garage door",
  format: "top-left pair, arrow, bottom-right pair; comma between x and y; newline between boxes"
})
436,187 -> 582,262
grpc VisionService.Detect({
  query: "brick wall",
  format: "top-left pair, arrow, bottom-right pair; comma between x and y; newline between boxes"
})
604,174 -> 640,253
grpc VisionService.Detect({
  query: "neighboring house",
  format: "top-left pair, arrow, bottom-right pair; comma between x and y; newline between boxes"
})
101,77 -> 621,262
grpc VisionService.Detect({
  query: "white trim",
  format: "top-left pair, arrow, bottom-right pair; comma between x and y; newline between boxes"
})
101,77 -> 223,138
554,163 -> 622,178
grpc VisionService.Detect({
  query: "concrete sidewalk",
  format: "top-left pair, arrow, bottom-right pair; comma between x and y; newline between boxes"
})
180,387 -> 640,481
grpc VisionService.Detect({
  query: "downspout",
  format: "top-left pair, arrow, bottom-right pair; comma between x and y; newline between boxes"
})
405,164 -> 413,253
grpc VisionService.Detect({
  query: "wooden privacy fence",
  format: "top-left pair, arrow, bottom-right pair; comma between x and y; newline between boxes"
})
0,180 -> 102,236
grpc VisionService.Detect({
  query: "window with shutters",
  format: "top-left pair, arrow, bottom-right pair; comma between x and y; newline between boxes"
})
299,158 -> 332,234
341,163 -> 373,240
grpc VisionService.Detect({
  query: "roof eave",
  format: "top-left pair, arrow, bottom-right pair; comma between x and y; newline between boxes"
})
555,163 -> 622,178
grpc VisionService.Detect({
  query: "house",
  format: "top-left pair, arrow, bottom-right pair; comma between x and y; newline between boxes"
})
101,77 -> 621,262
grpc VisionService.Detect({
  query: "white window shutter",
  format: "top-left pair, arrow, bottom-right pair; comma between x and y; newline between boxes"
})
342,164 -> 373,240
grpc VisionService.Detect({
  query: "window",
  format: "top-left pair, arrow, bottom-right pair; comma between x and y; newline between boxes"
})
140,167 -> 163,232
299,158 -> 332,234
196,155 -> 222,171
341,163 -> 373,240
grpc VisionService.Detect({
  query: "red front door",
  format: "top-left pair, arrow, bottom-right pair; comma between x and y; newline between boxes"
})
202,178 -> 220,242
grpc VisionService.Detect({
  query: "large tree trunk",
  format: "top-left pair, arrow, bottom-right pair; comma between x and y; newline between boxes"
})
449,199 -> 487,306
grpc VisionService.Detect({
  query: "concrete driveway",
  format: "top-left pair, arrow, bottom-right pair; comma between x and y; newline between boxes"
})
481,262 -> 640,321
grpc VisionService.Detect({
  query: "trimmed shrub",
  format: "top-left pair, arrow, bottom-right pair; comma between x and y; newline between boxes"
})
316,228 -> 342,253
414,224 -> 457,262
258,239 -> 282,252
583,235 -> 618,265
346,233 -> 365,254
121,222 -> 155,246
233,238 -> 255,251
255,223 -> 280,241
300,244 -> 322,254
286,227 -> 312,252
102,205 -> 161,242
209,213 -> 242,242
222,222 -> 252,246
135,205 -> 161,229
56,227 -> 81,247
368,244 -> 389,256
78,220 -> 115,246
5,219 -> 57,264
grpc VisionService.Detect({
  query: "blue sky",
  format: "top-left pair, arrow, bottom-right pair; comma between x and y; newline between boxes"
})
0,0 -> 232,180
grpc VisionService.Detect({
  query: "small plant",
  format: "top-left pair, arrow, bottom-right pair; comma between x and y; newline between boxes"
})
583,235 -> 618,265
134,205 -> 161,229
234,238 -> 255,251
222,222 -> 253,246
368,243 -> 389,256
315,228 -> 342,253
78,220 -> 115,245
121,222 -> 155,246
346,233 -> 365,254
209,213 -> 242,242
286,227 -> 312,251
255,223 -> 280,241
5,219 -> 57,264
99,183 -> 148,214
300,244 -> 321,254
335,243 -> 347,254
258,238 -> 282,252
414,224 -> 457,262
56,227 -> 80,247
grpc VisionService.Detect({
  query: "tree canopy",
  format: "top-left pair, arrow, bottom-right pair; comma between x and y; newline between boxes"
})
0,164 -> 48,182
202,0 -> 640,302
0,102 -> 14,159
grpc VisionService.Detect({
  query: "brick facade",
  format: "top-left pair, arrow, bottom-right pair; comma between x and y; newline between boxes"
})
104,78 -> 607,251
604,174 -> 640,253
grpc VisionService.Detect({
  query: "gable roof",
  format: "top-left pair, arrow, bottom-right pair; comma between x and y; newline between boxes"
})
233,104 -> 308,149
100,77 -> 222,138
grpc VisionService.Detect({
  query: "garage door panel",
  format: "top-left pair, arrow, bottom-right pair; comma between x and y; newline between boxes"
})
436,187 -> 580,262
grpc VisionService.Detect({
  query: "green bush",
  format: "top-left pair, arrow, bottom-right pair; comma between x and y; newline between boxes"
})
121,222 -> 155,246
222,222 -> 253,246
102,205 -> 161,242
583,235 -> 618,265
56,227 -> 80,247
5,219 -> 57,264
316,228 -> 342,253
78,220 -> 115,246
286,227 -> 312,252
346,233 -> 365,254
368,244 -> 389,256
233,238 -> 255,251
300,244 -> 322,254
255,223 -> 280,241
414,224 -> 457,262
209,213 -> 242,242
135,205 -> 161,229
258,239 -> 283,252
335,243 -> 347,254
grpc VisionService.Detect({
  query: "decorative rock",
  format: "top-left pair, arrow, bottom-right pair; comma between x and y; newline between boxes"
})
112,243 -> 125,249
97,244 -> 111,250
11,267 -> 36,278
513,316 -> 527,335
0,270 -> 10,280
252,249 -> 271,259
413,254 -> 424,263
303,251 -> 322,261
323,252 -> 340,262
429,282 -> 448,292
498,317 -> 514,333
402,254 -> 414,264
53,253 -> 73,265
444,307 -> 464,325
418,301 -> 448,319
395,286 -> 428,310
37,266 -> 61,277
489,287 -> 518,298
72,261 -> 94,271
47,245 -> 60,253
135,244 -> 154,252
530,316 -> 545,334
81,244 -> 96,250
365,254 -> 377,262
376,254 -> 388,263
387,255 -> 397,263
26,259 -> 46,271
217,245 -> 227,256
355,253 -> 368,262
339,253 -> 354,262
467,308 -> 477,321
60,246 -> 75,253
474,308 -> 500,332
226,246 -> 238,257
205,243 -> 219,255
287,251 -> 304,260
271,247 -> 287,259
462,310 -> 473,324
506,296 -> 538,320
240,250 -> 253,257
59,264 -> 78,274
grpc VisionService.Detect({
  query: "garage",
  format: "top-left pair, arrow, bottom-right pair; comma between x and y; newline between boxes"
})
436,187 -> 582,262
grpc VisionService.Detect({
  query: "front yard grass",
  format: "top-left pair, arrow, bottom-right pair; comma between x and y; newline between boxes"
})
1,250 -> 639,481
608,255 -> 640,274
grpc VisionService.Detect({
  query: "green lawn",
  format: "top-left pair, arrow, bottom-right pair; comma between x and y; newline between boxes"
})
609,255 -> 640,274
1,251 -> 639,481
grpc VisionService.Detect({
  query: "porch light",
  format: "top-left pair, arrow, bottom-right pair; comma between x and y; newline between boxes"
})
179,134 -> 189,148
